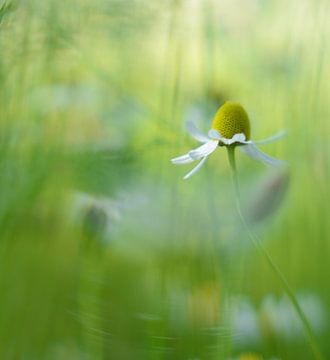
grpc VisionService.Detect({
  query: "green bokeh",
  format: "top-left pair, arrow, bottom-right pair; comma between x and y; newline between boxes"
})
0,0 -> 329,359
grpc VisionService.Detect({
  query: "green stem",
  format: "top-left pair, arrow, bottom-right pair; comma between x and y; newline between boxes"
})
226,146 -> 324,360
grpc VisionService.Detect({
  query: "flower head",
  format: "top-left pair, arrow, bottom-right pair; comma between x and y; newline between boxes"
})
212,101 -> 251,141
171,101 -> 286,179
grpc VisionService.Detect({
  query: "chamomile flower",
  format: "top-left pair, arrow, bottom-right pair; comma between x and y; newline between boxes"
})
171,101 -> 286,179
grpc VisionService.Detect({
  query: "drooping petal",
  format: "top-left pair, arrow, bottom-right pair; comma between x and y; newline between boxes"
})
208,129 -> 222,140
213,132 -> 251,145
183,156 -> 208,180
240,142 -> 286,167
186,121 -> 210,143
226,133 -> 251,145
171,153 -> 195,165
189,140 -> 219,160
253,130 -> 287,145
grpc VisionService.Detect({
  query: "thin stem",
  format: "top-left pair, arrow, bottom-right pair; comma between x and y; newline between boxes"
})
227,146 -> 324,360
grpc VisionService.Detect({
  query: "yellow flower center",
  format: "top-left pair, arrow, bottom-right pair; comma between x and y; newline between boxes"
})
211,101 -> 251,141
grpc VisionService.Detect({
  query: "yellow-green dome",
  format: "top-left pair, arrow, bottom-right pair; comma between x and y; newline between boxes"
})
211,101 -> 251,140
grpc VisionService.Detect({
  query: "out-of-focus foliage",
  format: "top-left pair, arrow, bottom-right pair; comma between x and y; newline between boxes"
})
0,0 -> 329,359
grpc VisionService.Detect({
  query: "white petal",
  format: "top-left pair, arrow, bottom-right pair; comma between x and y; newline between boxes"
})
186,121 -> 209,142
208,131 -> 251,145
189,140 -> 218,160
208,129 -> 222,140
183,156 -> 208,180
240,143 -> 286,167
226,133 -> 250,145
171,153 -> 195,165
254,131 -> 287,145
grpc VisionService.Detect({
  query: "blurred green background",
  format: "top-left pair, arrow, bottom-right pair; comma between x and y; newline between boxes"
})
0,0 -> 329,359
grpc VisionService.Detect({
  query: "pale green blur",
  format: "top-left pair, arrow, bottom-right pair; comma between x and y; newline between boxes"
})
0,0 -> 329,359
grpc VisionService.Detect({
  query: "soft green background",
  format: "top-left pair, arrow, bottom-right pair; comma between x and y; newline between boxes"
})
0,0 -> 329,359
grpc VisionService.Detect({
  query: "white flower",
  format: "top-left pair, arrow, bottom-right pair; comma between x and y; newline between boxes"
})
171,102 -> 286,179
